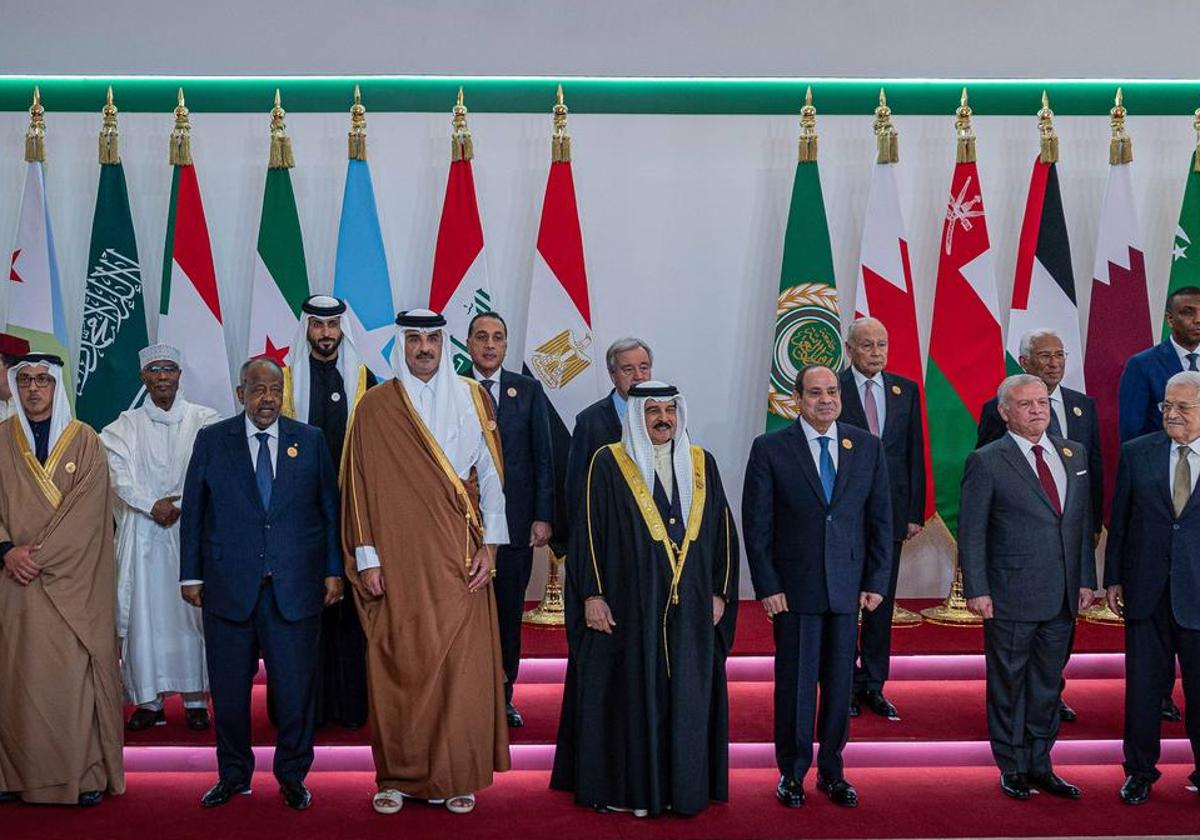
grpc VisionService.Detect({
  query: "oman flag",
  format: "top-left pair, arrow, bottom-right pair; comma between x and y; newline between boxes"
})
158,95 -> 235,415
925,96 -> 1005,537
429,88 -> 493,374
1163,147 -> 1200,338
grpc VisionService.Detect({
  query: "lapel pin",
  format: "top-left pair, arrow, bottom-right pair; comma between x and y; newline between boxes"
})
331,392 -> 342,402
506,386 -> 517,398
64,461 -> 76,474
891,384 -> 901,395
486,420 -> 498,432
287,444 -> 299,458
1061,446 -> 1073,458
1072,405 -> 1082,416
842,438 -> 853,450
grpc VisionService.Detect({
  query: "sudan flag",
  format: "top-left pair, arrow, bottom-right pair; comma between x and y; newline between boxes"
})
1164,149 -> 1200,337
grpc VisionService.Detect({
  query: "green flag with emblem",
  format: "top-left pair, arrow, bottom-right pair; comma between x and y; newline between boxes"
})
1164,150 -> 1200,338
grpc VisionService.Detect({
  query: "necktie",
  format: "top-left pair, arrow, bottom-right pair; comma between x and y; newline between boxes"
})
817,436 -> 836,503
255,432 -> 273,508
1188,352 -> 1199,372
1174,445 -> 1193,518
481,378 -> 498,412
863,379 -> 881,437
1048,399 -> 1063,437
1032,444 -> 1062,516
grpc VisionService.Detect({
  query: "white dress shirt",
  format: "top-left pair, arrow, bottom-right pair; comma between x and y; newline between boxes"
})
1170,336 -> 1200,371
1045,384 -> 1068,436
1008,431 -> 1067,505
851,367 -> 887,435
1168,438 -> 1200,496
245,415 -> 279,475
799,418 -> 839,472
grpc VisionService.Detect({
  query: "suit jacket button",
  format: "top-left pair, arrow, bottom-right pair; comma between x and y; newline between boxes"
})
826,515 -> 833,522
1174,524 -> 1180,530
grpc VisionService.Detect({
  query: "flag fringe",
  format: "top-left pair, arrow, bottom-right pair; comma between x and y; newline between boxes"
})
955,88 -> 976,164
25,87 -> 45,163
1038,92 -> 1059,165
269,89 -> 295,169
170,88 -> 192,166
349,84 -> 367,161
797,86 -> 818,163
98,86 -> 120,165
1109,87 -> 1133,165
874,89 -> 899,164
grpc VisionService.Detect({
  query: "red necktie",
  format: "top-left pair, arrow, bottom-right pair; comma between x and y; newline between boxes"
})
1032,444 -> 1062,515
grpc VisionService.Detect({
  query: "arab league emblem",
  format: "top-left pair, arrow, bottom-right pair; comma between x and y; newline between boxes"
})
1062,447 -> 1073,458
65,462 -> 77,474
287,445 -> 299,459
768,282 -> 842,420
507,386 -> 517,398
1073,406 -> 1082,417
891,384 -> 902,395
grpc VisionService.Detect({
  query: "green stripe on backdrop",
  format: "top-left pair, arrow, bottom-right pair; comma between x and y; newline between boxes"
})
2,76 -> 1200,115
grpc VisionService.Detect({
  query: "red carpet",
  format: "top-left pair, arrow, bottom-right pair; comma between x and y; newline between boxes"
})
4,768 -> 1198,840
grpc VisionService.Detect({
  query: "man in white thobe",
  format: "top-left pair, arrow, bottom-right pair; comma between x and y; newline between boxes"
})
100,344 -> 222,731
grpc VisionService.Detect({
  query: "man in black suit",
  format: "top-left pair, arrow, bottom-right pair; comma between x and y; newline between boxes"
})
743,364 -> 892,809
960,374 -> 1096,802
1105,370 -> 1200,805
465,312 -> 555,728
838,317 -> 925,721
180,358 -> 343,811
976,328 -> 1102,723
563,337 -> 652,528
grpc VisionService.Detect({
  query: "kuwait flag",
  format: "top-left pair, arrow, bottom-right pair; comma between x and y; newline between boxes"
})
7,160 -> 71,379
246,163 -> 309,365
1007,157 -> 1084,390
855,144 -> 934,519
925,137 -> 1005,537
1163,149 -> 1200,338
159,149 -> 235,415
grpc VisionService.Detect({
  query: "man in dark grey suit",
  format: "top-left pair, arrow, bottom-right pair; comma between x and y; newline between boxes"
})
960,374 -> 1097,801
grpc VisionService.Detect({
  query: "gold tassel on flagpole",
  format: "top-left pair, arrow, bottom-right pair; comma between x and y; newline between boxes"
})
348,84 -> 367,161
551,84 -> 571,163
1110,87 -> 1133,165
1038,91 -> 1060,165
98,85 -> 120,165
874,88 -> 899,164
169,87 -> 192,166
451,86 -> 474,162
797,86 -> 818,163
269,88 -> 295,170
25,86 -> 45,163
955,87 -> 976,164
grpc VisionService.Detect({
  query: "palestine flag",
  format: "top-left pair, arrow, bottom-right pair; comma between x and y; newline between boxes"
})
766,89 -> 841,432
1164,150 -> 1200,337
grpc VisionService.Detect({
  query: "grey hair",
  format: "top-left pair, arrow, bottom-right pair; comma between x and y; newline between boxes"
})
997,373 -> 1046,406
239,356 -> 283,384
606,337 -> 653,373
846,316 -> 887,344
1018,328 -> 1060,358
1166,370 -> 1200,396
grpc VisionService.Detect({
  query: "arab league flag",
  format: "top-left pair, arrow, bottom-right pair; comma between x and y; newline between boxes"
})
334,157 -> 394,380
1007,158 -> 1084,390
159,159 -> 235,415
75,159 -> 150,429
926,148 -> 1005,537
7,161 -> 71,378
1164,150 -> 1200,338
246,167 -> 309,364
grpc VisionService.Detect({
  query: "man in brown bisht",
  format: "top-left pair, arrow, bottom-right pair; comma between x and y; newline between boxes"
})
0,354 -> 124,806
343,308 -> 510,817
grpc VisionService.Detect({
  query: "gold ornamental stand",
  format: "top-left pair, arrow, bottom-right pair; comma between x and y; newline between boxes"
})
1080,601 -> 1124,626
892,602 -> 925,626
921,566 -> 982,626
523,553 -> 566,626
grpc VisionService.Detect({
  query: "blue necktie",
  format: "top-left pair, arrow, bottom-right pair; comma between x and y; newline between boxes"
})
1188,352 -> 1199,372
817,436 -> 836,503
254,432 -> 273,508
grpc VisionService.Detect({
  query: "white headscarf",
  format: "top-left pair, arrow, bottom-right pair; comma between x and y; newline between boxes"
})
389,308 -> 476,444
7,356 -> 74,455
620,381 -> 695,524
285,295 -> 363,422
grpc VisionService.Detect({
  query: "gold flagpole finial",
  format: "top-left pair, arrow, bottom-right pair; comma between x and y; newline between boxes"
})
797,85 -> 818,163
1038,90 -> 1059,164
269,88 -> 295,169
99,85 -> 120,165
551,83 -> 571,163
1110,87 -> 1132,165
451,85 -> 473,162
874,87 -> 899,164
170,86 -> 193,166
25,86 -> 46,163
955,86 -> 976,164
348,84 -> 367,161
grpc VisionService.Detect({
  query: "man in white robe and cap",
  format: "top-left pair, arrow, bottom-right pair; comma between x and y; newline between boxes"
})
100,344 -> 221,731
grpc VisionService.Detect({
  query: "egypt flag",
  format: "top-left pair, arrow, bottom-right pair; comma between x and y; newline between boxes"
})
855,153 -> 934,519
246,167 -> 309,365
159,158 -> 235,415
1007,159 -> 1084,388
925,152 -> 1005,537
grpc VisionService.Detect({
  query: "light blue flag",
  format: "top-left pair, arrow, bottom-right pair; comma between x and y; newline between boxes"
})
334,158 -> 395,379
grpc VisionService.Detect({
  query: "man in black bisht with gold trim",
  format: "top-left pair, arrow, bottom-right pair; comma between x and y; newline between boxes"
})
551,381 -> 738,818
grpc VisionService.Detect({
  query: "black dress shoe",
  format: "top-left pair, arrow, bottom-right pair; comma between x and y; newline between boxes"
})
280,780 -> 312,811
858,689 -> 900,720
77,790 -> 104,807
200,779 -> 251,808
185,708 -> 211,732
0,792 -> 19,804
1162,698 -> 1183,722
1027,771 -> 1081,799
1058,699 -> 1077,722
506,703 -> 524,728
816,777 -> 859,807
999,772 -> 1031,800
126,708 -> 166,731
775,775 -> 805,808
848,695 -> 860,717
1119,775 -> 1151,805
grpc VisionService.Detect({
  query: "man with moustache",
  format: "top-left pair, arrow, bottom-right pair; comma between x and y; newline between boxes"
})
180,358 -> 342,811
1105,370 -> 1200,805
837,317 -> 926,721
960,374 -> 1096,801
743,365 -> 892,809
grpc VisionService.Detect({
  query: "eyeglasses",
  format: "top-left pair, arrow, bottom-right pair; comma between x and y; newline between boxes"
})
144,364 -> 180,374
15,373 -> 55,389
1159,400 -> 1200,416
1032,351 -> 1068,362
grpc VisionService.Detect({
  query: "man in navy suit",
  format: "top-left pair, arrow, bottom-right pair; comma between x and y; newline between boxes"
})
563,337 -> 653,529
465,312 -> 555,728
1105,370 -> 1200,805
180,358 -> 342,811
837,318 -> 925,721
743,364 -> 892,809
